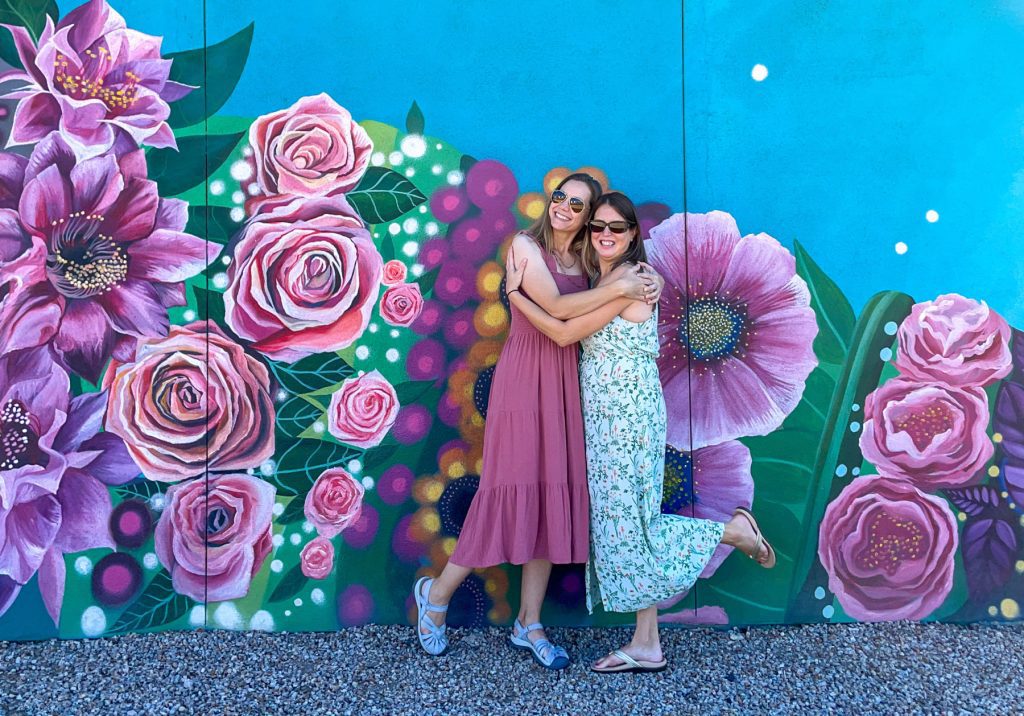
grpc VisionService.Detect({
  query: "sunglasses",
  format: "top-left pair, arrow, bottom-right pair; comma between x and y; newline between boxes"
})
589,220 -> 635,234
551,190 -> 586,214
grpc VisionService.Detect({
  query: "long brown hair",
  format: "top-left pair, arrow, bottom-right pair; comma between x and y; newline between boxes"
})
523,172 -> 603,257
581,191 -> 647,281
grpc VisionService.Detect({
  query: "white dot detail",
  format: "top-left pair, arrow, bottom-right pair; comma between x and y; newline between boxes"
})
814,587 -> 826,600
835,464 -> 848,477
390,329 -> 400,339
212,273 -> 229,289
386,349 -> 400,362
311,588 -> 326,606
313,421 -> 325,434
272,502 -> 285,516
230,207 -> 245,223
355,346 -> 370,360
883,321 -> 898,336
231,190 -> 245,204
411,264 -> 424,277
751,64 -> 769,81
290,533 -> 302,545
405,168 -> 416,178
400,134 -> 427,158
250,610 -> 275,632
402,218 -> 419,234
213,603 -> 244,630
849,421 -> 861,433
182,310 -> 196,322
926,210 -> 939,223
362,476 -> 376,490
348,459 -> 363,473
822,605 -> 835,619
880,347 -> 893,362
302,521 -> 315,534
271,559 -> 284,573
388,151 -> 404,166
895,241 -> 908,255
447,170 -> 464,185
143,553 -> 159,570
272,533 -> 285,548
431,164 -> 443,175
371,152 -> 386,166
229,160 -> 253,181
388,223 -> 401,236
209,179 -> 225,196
189,605 -> 206,627
294,598 -> 304,607
425,222 -> 439,236
402,241 -> 419,257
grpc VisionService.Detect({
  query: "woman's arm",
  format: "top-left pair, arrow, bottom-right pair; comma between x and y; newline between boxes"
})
510,234 -> 654,319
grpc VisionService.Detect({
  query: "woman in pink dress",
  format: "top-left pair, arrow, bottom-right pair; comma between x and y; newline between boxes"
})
412,173 -> 661,669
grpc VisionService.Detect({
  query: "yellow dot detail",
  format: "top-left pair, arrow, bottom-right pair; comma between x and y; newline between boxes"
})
1015,560 -> 1024,574
442,537 -> 457,556
957,512 -> 967,522
447,461 -> 466,479
424,481 -> 444,502
1000,598 -> 1020,620
989,466 -> 1000,478
988,606 -> 999,617
993,432 -> 1003,443
422,512 -> 440,534
524,198 -> 545,219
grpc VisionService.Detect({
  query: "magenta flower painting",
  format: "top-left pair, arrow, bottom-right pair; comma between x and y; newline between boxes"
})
0,0 -> 192,159
0,133 -> 218,382
646,212 -> 819,450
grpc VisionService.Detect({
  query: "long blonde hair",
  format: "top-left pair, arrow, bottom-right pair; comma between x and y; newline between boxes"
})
523,172 -> 603,257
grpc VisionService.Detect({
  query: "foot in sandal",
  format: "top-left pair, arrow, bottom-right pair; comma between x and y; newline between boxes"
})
591,646 -> 667,674
729,507 -> 777,568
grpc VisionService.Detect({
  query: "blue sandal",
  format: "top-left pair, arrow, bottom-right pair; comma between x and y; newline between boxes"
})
509,619 -> 570,670
413,577 -> 448,656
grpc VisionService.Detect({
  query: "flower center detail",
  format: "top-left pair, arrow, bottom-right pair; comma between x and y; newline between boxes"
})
1,399 -> 42,471
894,402 -> 955,452
662,445 -> 696,512
856,510 -> 924,576
206,505 -> 233,543
46,211 -> 127,298
54,49 -> 141,113
682,297 -> 748,363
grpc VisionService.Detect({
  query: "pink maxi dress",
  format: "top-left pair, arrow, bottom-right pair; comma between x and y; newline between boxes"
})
450,251 -> 590,567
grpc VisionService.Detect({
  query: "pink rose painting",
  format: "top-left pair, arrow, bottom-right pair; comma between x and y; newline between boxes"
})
248,92 -> 373,207
155,474 -> 275,603
818,476 -> 958,621
304,468 -> 365,538
300,537 -> 335,580
860,377 -> 992,490
328,370 -> 400,448
381,260 -> 408,285
379,283 -> 424,327
0,0 -> 191,159
104,322 -> 275,482
895,294 -> 1011,388
223,196 -> 383,363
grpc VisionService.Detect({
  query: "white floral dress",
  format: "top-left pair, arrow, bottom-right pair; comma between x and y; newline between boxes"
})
581,309 -> 726,613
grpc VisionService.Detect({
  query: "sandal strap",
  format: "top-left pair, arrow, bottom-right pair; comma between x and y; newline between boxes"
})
424,601 -> 448,613
612,650 -> 642,669
524,622 -> 544,632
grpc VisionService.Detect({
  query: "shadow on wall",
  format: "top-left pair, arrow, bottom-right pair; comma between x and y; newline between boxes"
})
0,0 -> 1022,641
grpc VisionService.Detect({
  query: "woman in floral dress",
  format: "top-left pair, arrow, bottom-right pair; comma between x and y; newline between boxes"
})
506,192 -> 777,673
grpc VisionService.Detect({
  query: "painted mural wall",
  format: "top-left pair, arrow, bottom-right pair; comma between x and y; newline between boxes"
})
0,0 -> 1022,641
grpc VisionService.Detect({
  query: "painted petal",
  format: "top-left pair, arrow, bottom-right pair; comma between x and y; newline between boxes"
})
69,153 -> 123,215
102,179 -> 158,243
78,432 -> 140,485
0,152 -> 27,209
19,164 -> 72,234
36,547 -> 65,627
144,122 -> 177,150
0,494 -> 61,584
61,0 -> 127,50
0,575 -> 21,617
54,469 -> 113,554
0,209 -> 28,262
162,80 -> 195,102
23,131 -> 77,184
54,391 -> 105,453
7,93 -> 58,146
0,25 -> 43,86
154,197 -> 187,232
52,300 -> 115,384
128,229 -> 216,282
98,279 -> 169,337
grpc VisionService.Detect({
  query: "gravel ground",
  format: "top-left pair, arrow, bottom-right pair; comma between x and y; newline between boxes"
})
1,621 -> 1021,715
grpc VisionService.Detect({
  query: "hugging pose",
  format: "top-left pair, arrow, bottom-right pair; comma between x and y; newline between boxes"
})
412,173 -> 776,673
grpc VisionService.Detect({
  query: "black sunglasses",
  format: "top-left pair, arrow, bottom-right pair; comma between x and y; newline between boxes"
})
551,190 -> 586,214
589,220 -> 635,234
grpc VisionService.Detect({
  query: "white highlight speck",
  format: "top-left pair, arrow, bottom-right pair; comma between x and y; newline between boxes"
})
879,347 -> 893,362
386,349 -> 400,363
214,603 -> 244,630
369,323 -> 379,334
751,64 -> 768,81
405,168 -> 416,178
371,151 -> 386,166
388,223 -> 401,236
212,273 -> 229,289
852,467 -> 861,476
74,557 -> 93,575
926,210 -> 939,223
822,605 -> 835,619
221,255 -> 231,265
400,134 -> 427,158
229,160 -> 253,182
149,494 -> 167,512
230,207 -> 245,223
894,241 -> 908,255
835,464 -> 848,477
446,170 -> 464,185
435,143 -> 443,150
302,521 -> 315,534
402,241 -> 419,257
851,403 -> 861,412
242,146 -> 253,158
311,588 -> 326,606
293,598 -> 304,607
814,587 -> 826,600
362,476 -> 376,490
313,421 -> 325,434
355,346 -> 370,360
883,322 -> 898,336
81,606 -> 107,637
431,164 -> 443,175
143,553 -> 158,570
276,390 -> 288,402
247,182 -> 260,196
348,459 -> 362,473
231,190 -> 245,204
209,179 -> 225,195
411,264 -> 424,277
849,421 -> 861,433
189,605 -> 206,627
250,610 -> 275,632
290,533 -> 302,545
284,610 -> 292,617
272,502 -> 285,516
271,559 -> 284,573
419,205 -> 428,214
390,329 -> 400,339
260,460 -> 276,477
425,222 -> 439,236
388,151 -> 404,166
402,219 -> 419,234
182,310 -> 196,322
272,533 -> 284,548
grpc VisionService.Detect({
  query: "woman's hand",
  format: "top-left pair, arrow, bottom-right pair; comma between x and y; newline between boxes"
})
504,249 -> 527,295
610,263 -> 658,302
637,262 -> 665,305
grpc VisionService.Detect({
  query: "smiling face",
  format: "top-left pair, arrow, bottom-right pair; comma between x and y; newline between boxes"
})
548,179 -> 592,234
589,204 -> 637,264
